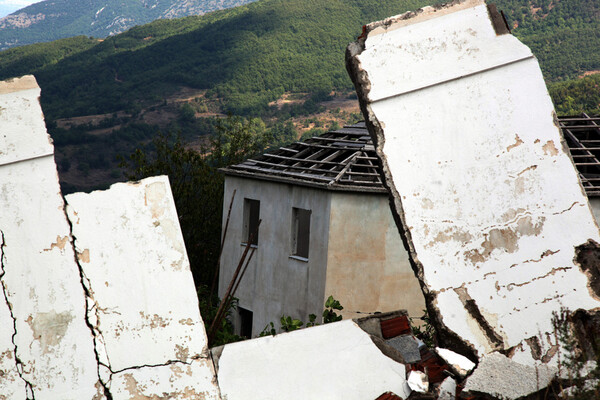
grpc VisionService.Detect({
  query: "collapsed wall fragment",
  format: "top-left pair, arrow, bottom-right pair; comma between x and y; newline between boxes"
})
0,75 -> 101,399
346,0 -> 600,375
0,76 -> 220,399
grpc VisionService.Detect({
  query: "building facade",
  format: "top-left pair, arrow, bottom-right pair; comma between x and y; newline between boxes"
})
219,115 -> 600,338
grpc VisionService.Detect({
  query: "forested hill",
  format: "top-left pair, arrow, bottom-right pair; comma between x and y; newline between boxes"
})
0,0 -> 257,50
0,0 -> 598,120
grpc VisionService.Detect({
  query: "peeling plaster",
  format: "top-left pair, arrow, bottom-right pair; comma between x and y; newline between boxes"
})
346,0 -> 600,369
64,177 -> 221,399
1,77 -> 220,399
0,76 -> 101,399
0,231 -> 30,399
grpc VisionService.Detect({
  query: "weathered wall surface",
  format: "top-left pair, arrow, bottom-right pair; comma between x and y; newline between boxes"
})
65,177 -> 221,399
220,176 -> 331,336
0,76 -> 102,399
214,319 -> 410,400
0,76 -> 220,399
347,0 -> 600,366
325,192 -> 425,319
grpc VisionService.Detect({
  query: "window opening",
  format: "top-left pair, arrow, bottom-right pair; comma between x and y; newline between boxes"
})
238,307 -> 253,338
243,198 -> 260,246
292,207 -> 311,258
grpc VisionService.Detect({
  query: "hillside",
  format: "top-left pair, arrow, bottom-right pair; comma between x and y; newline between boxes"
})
0,0 -> 598,194
0,0 -> 257,49
0,0 -> 598,121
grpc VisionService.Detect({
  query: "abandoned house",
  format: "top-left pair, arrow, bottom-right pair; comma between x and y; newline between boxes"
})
219,114 -> 600,338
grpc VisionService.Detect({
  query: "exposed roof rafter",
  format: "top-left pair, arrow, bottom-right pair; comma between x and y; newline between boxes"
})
223,116 -> 600,196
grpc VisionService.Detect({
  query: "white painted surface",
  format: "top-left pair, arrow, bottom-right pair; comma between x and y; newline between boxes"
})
216,320 -> 410,400
436,347 -> 475,377
349,0 -> 600,365
407,370 -> 429,393
65,177 -> 221,399
0,76 -> 101,399
110,359 -> 220,400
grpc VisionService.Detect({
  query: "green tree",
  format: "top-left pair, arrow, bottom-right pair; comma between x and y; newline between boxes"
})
121,115 -> 271,288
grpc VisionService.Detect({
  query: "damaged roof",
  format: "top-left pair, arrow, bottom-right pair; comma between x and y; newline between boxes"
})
561,113 -> 600,196
223,115 -> 600,197
221,122 -> 386,193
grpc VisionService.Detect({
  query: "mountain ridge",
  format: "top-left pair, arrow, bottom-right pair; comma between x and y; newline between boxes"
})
0,0 -> 257,49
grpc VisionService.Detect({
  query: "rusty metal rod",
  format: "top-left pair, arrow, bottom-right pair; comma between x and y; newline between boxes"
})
207,219 -> 261,345
209,189 -> 236,303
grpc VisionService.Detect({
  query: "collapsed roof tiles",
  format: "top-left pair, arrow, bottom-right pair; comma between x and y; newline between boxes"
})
346,0 -> 600,372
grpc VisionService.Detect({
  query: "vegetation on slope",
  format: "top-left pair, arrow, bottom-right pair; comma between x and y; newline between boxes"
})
0,0 -> 598,120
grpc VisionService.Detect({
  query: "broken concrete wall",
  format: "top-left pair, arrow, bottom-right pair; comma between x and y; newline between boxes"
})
347,0 -> 600,367
65,177 -> 221,399
0,76 -> 220,399
0,75 -> 102,399
213,319 -> 411,400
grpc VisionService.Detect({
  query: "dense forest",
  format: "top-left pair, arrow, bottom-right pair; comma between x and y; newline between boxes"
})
0,0 -> 597,120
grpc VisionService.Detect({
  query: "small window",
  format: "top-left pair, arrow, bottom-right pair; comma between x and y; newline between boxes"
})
238,307 -> 253,338
291,207 -> 311,258
243,198 -> 260,246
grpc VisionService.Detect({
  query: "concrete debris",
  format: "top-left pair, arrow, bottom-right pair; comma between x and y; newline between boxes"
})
386,334 -> 421,364
213,319 -> 411,400
559,379 -> 600,398
346,0 -> 600,376
435,347 -> 475,378
463,352 -> 557,399
438,377 -> 457,400
0,76 -> 220,399
407,370 -> 429,393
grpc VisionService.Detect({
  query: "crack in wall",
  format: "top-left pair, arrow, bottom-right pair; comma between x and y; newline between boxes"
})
454,286 -> 505,351
110,358 -> 196,375
61,198 -> 113,400
0,230 -> 36,399
345,24 -> 479,361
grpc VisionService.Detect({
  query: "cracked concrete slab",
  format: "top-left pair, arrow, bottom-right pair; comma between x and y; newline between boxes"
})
464,352 -> 557,399
110,359 -> 221,400
65,177 -> 221,399
346,0 -> 600,367
0,233 -> 26,400
213,319 -> 411,400
0,76 -> 102,399
1,76 -> 220,399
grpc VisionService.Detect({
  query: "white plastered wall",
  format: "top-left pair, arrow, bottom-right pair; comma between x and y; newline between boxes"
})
348,0 -> 600,365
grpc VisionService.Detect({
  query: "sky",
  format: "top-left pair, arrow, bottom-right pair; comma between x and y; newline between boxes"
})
0,0 -> 41,18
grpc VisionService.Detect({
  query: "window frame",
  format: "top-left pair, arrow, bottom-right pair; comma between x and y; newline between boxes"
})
291,207 -> 311,260
242,198 -> 260,247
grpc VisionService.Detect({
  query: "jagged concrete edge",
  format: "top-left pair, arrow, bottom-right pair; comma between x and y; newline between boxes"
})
345,24 -> 478,363
361,0 -> 479,37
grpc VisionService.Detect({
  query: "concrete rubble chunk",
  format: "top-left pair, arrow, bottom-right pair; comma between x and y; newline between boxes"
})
386,335 -> 421,363
65,177 -> 221,399
213,319 -> 411,400
435,347 -> 475,378
438,376 -> 457,400
464,352 -> 557,399
407,370 -> 429,393
346,0 -> 600,373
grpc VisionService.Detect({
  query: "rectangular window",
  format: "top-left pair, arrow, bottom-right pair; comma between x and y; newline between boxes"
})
238,307 -> 253,338
243,198 -> 260,246
291,207 -> 311,259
